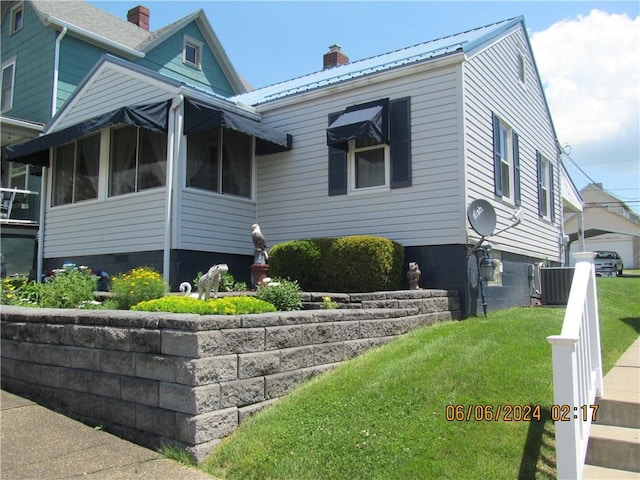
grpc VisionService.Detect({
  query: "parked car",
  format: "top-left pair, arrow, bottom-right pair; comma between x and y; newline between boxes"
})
594,251 -> 624,277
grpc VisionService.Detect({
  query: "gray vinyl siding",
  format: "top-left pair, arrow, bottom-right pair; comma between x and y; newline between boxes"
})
52,66 -> 175,130
463,27 -> 560,261
177,189 -> 256,255
44,190 -> 166,257
1,1 -> 54,123
254,64 -> 465,248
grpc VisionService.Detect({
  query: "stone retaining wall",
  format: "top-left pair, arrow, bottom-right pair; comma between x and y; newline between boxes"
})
1,289 -> 460,461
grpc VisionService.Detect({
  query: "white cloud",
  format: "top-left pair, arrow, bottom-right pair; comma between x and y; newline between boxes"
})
531,10 -> 640,145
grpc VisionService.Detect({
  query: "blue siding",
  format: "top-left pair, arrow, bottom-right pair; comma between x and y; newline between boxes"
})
57,36 -> 111,111
1,1 -> 54,123
138,22 -> 235,97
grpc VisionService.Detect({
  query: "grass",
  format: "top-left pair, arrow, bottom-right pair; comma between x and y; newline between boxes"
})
198,277 -> 639,479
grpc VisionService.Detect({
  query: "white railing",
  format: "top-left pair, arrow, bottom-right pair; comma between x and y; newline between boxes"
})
547,252 -> 604,480
0,187 -> 39,224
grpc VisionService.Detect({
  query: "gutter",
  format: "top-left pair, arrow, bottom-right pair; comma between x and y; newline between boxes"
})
163,94 -> 184,286
44,16 -> 145,59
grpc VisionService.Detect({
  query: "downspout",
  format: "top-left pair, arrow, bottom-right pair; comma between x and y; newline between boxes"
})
38,27 -> 67,282
52,27 -> 67,116
163,94 -> 183,287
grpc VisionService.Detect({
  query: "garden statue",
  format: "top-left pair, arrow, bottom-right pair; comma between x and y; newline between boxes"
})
251,223 -> 269,264
407,262 -> 421,290
251,223 -> 269,287
197,264 -> 229,300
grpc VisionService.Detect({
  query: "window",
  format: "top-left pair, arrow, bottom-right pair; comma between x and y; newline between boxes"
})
492,113 -> 521,205
183,35 -> 203,68
537,151 -> 555,221
1,60 -> 16,112
52,134 -> 100,206
328,97 -> 411,196
350,137 -> 389,190
11,4 -> 23,35
109,125 -> 167,196
186,128 -> 252,198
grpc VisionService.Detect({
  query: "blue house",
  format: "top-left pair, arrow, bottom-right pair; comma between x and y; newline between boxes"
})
1,1 -> 246,276
4,5 -> 580,315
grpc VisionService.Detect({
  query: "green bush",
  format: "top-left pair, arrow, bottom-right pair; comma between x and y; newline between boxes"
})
131,295 -> 276,315
1,275 -> 39,306
322,235 -> 404,293
38,266 -> 98,308
255,278 -> 303,311
110,267 -> 168,310
269,240 -> 323,290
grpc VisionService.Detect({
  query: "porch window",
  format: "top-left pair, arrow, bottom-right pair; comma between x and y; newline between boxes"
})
1,59 -> 15,112
109,125 -> 167,196
52,134 -> 100,206
186,128 -> 252,198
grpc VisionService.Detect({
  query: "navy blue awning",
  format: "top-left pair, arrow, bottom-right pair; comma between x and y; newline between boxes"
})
327,98 -> 389,151
2,101 -> 170,167
184,99 -> 292,155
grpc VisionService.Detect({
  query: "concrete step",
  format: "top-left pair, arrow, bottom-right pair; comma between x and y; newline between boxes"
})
595,397 -> 640,429
583,464 -> 640,479
585,424 -> 640,473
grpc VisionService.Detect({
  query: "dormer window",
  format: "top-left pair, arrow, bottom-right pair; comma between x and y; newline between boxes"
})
183,35 -> 203,69
11,4 -> 24,35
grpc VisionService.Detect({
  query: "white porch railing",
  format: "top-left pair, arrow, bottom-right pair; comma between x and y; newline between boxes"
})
547,252 -> 604,480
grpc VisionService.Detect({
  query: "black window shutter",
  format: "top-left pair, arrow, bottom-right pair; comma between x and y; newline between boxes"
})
328,112 -> 347,196
513,132 -> 521,206
549,162 -> 556,223
390,97 -> 411,188
492,112 -> 502,196
536,151 -> 543,217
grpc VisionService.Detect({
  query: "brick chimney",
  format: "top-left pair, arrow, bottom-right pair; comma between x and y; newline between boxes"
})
127,5 -> 149,31
323,44 -> 349,69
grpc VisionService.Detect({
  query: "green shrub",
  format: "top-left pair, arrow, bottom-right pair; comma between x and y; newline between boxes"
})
255,278 -> 303,311
1,275 -> 39,306
322,235 -> 404,293
220,272 -> 248,292
38,266 -> 98,308
131,295 -> 276,315
110,267 -> 168,310
269,240 -> 323,290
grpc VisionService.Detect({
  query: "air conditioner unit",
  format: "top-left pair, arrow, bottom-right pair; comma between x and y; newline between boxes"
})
541,267 -> 575,305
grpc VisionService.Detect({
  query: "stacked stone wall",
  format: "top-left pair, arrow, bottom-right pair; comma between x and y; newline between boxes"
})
1,289 -> 460,461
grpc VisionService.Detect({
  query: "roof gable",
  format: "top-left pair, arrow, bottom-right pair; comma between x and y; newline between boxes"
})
233,16 -> 523,106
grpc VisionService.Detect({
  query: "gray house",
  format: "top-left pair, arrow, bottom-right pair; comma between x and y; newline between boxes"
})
4,15 -> 567,315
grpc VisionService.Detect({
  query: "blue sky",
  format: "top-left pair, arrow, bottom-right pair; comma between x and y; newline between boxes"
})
90,1 -> 640,213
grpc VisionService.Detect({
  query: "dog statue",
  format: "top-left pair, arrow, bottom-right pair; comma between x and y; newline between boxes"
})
407,262 -> 421,290
197,264 -> 229,300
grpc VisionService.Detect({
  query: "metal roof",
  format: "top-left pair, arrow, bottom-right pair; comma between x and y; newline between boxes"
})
233,16 -> 523,106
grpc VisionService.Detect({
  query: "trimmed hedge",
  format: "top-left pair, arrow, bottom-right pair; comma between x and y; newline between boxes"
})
131,295 -> 277,315
269,236 -> 404,293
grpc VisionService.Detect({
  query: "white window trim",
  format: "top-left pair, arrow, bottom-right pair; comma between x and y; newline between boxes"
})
347,138 -> 390,194
183,34 -> 203,69
1,57 -> 16,113
539,155 -> 551,219
10,3 -> 24,35
498,120 -> 515,204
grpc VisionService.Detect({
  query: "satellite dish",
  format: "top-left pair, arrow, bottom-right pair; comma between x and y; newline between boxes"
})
467,199 -> 496,237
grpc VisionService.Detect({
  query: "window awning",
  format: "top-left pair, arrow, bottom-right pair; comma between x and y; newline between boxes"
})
2,101 -> 170,167
184,99 -> 292,155
327,98 -> 389,151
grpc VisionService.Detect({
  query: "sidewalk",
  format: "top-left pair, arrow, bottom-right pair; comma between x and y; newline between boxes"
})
0,390 -> 215,480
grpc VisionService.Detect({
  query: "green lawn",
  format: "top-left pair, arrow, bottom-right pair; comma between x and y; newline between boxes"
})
200,277 -> 639,480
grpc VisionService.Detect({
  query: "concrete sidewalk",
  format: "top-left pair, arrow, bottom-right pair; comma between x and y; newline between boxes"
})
0,390 -> 215,480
